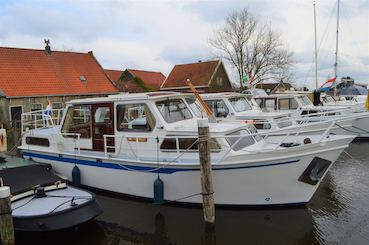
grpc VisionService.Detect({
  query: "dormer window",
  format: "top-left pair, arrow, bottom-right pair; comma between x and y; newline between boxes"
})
80,75 -> 87,83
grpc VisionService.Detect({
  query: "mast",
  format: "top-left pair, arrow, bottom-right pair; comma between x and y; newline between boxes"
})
313,1 -> 318,90
334,0 -> 340,96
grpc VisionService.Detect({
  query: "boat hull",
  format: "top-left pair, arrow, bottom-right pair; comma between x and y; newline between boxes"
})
22,146 -> 346,206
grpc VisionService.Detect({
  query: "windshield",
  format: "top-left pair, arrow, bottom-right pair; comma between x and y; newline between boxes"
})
229,97 -> 252,112
299,96 -> 313,106
185,97 -> 207,118
156,98 -> 193,123
226,129 -> 255,151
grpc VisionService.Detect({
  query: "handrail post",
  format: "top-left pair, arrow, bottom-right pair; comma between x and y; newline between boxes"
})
103,135 -> 107,157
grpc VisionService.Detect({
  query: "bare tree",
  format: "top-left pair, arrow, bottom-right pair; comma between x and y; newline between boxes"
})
209,8 -> 294,89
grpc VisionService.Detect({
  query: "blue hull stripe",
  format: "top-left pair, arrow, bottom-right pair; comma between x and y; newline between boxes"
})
23,151 -> 300,174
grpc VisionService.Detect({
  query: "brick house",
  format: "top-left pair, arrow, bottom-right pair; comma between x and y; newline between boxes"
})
160,60 -> 233,92
105,68 -> 166,93
0,45 -> 118,145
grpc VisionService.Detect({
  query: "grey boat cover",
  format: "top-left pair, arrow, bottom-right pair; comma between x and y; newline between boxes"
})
0,164 -> 64,196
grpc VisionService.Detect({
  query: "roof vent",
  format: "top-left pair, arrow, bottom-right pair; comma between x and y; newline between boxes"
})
80,75 -> 87,83
44,39 -> 51,55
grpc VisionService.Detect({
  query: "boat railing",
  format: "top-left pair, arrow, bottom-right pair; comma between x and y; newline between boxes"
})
21,109 -> 64,133
100,117 -> 350,163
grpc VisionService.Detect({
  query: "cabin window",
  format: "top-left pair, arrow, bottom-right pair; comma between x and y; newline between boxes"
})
116,103 -> 155,131
229,97 -> 252,112
226,129 -> 255,151
156,99 -> 193,123
265,99 -> 277,111
185,97 -> 207,118
254,99 -> 263,107
204,100 -> 229,118
160,138 -> 220,152
61,105 -> 91,138
26,137 -> 50,147
279,99 -> 289,110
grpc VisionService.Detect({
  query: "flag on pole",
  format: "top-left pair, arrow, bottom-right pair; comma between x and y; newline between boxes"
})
318,77 -> 336,92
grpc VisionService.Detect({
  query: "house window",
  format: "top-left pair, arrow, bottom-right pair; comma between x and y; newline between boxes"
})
52,102 -> 63,109
61,105 -> 91,138
116,103 -> 155,131
31,103 -> 42,111
216,77 -> 223,86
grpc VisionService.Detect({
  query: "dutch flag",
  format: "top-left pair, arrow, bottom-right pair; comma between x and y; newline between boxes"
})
319,77 -> 336,92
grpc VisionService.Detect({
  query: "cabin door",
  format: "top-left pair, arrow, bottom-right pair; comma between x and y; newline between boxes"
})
91,103 -> 115,152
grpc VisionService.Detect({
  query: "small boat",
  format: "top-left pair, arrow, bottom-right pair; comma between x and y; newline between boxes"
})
0,162 -> 102,231
19,92 -> 355,206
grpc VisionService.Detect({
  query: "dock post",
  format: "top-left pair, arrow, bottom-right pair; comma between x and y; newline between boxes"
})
197,119 -> 215,226
0,186 -> 14,245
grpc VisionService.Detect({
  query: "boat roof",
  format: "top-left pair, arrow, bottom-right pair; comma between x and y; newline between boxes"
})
67,92 -> 192,105
201,92 -> 246,99
0,164 -> 64,196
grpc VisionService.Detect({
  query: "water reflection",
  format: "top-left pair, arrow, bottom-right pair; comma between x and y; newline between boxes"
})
94,194 -> 315,245
12,143 -> 369,244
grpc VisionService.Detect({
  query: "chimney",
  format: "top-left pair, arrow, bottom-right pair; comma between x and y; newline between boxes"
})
198,60 -> 202,63
44,39 -> 51,55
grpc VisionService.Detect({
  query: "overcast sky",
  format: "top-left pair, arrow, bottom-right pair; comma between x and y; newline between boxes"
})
0,0 -> 368,89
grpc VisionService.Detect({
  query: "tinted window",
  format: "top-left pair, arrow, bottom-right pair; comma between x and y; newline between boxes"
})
226,129 -> 255,151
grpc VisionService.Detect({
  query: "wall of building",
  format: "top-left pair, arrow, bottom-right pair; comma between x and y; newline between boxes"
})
207,64 -> 233,92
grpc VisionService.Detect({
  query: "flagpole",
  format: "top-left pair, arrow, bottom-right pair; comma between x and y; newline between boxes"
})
313,1 -> 318,90
334,0 -> 340,97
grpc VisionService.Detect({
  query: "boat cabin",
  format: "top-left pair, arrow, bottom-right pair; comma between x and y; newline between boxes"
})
200,93 -> 295,130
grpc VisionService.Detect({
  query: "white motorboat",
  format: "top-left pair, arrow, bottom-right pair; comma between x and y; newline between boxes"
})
19,92 -> 355,206
197,92 -> 358,136
254,93 -> 369,138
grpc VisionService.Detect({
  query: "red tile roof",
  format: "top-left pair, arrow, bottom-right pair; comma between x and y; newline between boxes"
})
127,69 -> 166,91
160,60 -> 220,89
0,47 -> 118,97
104,69 -> 123,82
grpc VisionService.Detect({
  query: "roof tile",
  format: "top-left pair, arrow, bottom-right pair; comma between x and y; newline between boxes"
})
0,47 -> 118,97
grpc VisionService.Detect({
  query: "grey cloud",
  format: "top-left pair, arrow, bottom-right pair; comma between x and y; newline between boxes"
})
160,45 -> 211,65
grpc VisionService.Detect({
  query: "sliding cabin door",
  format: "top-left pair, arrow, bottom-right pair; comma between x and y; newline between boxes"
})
91,103 -> 115,152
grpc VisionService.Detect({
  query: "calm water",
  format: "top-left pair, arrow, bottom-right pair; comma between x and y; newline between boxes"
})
13,142 -> 369,245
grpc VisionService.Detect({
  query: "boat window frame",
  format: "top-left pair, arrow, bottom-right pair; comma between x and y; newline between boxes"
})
116,102 -> 156,132
228,96 -> 253,112
204,99 -> 230,118
160,137 -> 221,153
155,98 -> 193,124
61,104 -> 92,139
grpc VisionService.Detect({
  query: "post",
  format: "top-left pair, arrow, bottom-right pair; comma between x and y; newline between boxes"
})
0,186 -> 15,245
197,119 -> 215,226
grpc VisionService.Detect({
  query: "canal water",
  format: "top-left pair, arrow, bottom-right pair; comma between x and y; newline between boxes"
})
13,142 -> 369,245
